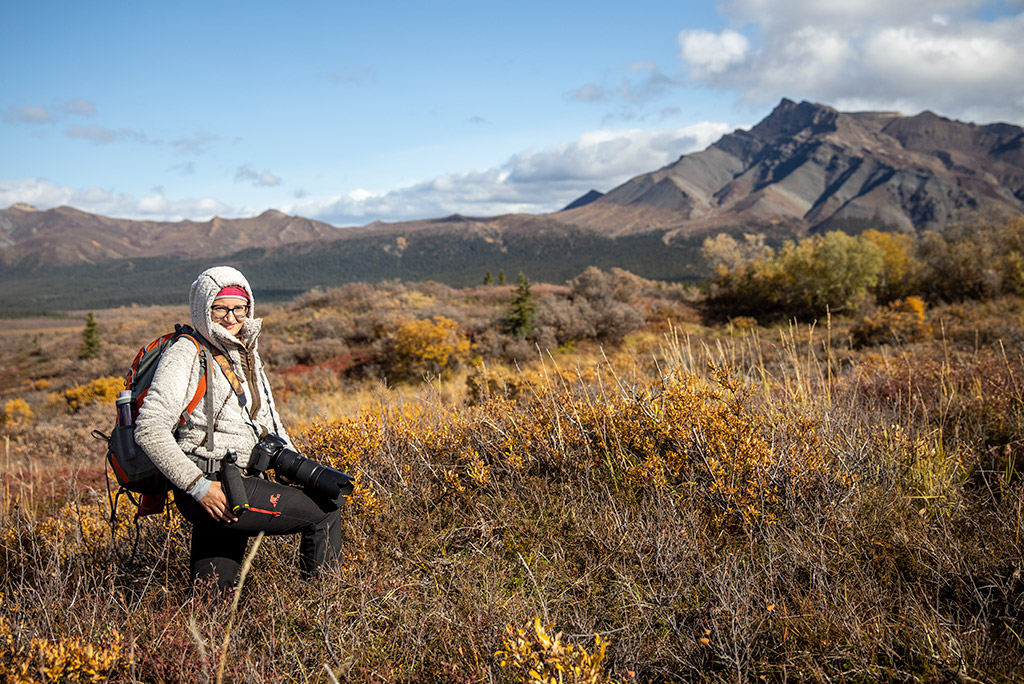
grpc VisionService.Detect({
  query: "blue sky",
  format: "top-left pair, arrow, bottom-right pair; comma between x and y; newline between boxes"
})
2,0 -> 1022,226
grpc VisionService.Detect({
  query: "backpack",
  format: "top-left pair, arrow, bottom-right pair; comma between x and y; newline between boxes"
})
93,323 -> 213,517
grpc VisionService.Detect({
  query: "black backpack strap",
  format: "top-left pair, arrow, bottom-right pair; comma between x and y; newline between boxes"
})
203,347 -> 216,452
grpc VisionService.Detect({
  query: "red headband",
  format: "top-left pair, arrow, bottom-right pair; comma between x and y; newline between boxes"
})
214,285 -> 249,300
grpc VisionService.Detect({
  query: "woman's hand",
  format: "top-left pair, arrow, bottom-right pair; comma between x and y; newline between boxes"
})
199,481 -> 238,523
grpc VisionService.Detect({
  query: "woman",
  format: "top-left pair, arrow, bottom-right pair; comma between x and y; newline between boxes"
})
135,265 -> 341,591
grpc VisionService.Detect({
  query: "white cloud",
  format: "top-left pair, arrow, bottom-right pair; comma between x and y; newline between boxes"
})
168,161 -> 195,175
680,1 -> 1024,124
678,29 -> 750,78
0,178 -> 233,221
865,25 -> 1018,85
235,164 -> 282,187
284,122 -> 733,225
569,83 -> 605,102
66,125 -> 149,144
3,123 -> 734,225
4,106 -> 54,124
616,62 -> 674,103
61,98 -> 96,117
172,134 -> 220,155
569,62 -> 676,107
4,99 -> 95,124
720,0 -> 985,31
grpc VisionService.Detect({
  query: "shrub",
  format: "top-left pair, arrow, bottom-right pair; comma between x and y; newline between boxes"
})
533,295 -> 596,349
862,229 -> 922,302
705,230 -> 884,320
0,614 -> 122,684
852,296 -> 932,347
291,338 -> 351,366
496,617 -> 616,684
1,398 -> 34,432
701,232 -> 774,276
915,217 -> 1024,301
384,316 -> 471,380
51,376 -> 123,412
465,365 -> 535,404
567,267 -> 645,342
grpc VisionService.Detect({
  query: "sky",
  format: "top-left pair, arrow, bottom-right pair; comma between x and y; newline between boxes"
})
2,0 -> 1023,227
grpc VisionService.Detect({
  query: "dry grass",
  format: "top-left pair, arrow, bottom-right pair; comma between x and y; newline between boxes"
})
1,286 -> 1023,682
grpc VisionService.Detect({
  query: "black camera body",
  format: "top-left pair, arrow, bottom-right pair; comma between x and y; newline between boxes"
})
250,434 -> 354,506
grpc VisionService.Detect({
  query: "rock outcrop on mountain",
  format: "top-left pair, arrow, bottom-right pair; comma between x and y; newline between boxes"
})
559,99 -> 1024,238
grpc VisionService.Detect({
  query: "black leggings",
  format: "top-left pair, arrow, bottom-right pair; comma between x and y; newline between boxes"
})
174,476 -> 342,592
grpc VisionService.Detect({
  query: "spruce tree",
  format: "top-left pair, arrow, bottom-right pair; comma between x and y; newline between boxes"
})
498,269 -> 506,285
483,271 -> 494,286
502,272 -> 537,338
79,312 -> 101,360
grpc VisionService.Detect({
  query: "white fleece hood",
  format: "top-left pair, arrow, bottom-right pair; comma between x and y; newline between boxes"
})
189,265 -> 261,350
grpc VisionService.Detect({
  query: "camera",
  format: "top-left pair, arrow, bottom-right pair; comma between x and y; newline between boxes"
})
250,434 -> 354,506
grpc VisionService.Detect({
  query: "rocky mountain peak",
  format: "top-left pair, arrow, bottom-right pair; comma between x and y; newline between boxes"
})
748,99 -> 840,143
560,98 -> 1024,237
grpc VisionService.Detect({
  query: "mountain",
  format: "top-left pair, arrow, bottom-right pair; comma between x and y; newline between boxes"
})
0,205 -> 345,268
561,189 -> 604,211
2,99 -> 1023,310
560,98 -> 1024,238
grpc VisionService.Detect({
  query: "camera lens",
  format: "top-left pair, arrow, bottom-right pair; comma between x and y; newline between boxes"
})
274,447 -> 352,503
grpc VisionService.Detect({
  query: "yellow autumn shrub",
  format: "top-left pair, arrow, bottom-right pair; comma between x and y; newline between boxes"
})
50,376 -> 123,412
852,296 -> 932,347
496,617 -> 617,684
385,316 -> 470,380
1,398 -> 34,432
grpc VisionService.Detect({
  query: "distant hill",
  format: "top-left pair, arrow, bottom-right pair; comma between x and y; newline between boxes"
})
2,98 -> 1023,310
0,205 -> 346,268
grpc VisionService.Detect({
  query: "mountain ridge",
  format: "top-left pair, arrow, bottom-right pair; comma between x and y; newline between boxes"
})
558,98 -> 1024,238
2,98 -> 1023,309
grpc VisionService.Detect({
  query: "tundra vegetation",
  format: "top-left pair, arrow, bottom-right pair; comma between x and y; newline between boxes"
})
1,216 -> 1023,682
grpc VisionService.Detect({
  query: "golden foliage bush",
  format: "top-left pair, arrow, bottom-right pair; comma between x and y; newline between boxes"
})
465,365 -> 536,404
384,316 -> 470,380
35,501 -> 136,559
303,355 -> 851,532
704,230 -> 884,319
49,376 -> 122,412
1,399 -> 34,432
852,296 -> 932,347
862,228 -> 921,301
0,612 -> 122,684
497,617 -> 617,684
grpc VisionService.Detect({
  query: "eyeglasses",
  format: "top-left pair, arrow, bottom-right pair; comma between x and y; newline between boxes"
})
210,304 -> 250,320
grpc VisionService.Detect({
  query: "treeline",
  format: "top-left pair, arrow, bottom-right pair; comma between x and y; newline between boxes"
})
702,216 -> 1024,320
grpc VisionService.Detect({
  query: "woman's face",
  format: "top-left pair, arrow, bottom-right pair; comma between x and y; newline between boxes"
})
210,296 -> 248,337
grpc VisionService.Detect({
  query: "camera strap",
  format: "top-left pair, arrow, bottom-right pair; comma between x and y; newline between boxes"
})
210,351 -> 246,408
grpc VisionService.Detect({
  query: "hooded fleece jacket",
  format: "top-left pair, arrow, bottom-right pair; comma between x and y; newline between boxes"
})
135,266 -> 292,502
